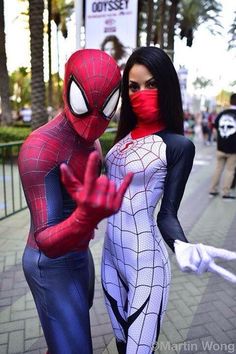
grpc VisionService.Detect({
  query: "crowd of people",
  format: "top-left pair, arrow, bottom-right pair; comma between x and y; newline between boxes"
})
183,107 -> 218,144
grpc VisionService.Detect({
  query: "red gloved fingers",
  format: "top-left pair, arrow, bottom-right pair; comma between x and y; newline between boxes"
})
61,154 -> 133,224
106,180 -> 117,210
60,163 -> 82,199
83,151 -> 100,199
113,172 -> 133,211
92,175 -> 109,207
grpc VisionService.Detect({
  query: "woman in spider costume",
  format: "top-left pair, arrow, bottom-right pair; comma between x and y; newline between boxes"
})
18,49 -> 132,354
101,47 -> 236,354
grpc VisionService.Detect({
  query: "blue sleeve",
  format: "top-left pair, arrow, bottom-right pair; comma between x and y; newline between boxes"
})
156,132 -> 195,252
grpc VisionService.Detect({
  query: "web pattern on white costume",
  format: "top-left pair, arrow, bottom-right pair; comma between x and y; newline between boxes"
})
102,134 -> 171,353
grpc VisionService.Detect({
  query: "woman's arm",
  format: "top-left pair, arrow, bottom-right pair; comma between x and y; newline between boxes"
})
156,133 -> 195,251
156,132 -> 236,283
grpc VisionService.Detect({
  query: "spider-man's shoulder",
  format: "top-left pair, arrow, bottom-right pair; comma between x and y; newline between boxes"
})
19,114 -> 76,169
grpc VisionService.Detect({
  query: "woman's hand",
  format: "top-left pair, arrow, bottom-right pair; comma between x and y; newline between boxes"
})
174,240 -> 236,283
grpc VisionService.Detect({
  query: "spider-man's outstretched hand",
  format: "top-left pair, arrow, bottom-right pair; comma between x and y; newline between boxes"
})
60,151 -> 133,235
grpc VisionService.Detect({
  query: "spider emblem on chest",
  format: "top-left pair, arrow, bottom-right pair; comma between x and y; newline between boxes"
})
120,141 -> 134,152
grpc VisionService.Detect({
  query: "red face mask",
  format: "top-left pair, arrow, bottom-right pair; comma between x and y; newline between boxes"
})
130,89 -> 166,139
63,49 -> 121,143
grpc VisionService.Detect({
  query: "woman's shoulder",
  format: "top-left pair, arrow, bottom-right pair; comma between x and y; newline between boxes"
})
158,131 -> 195,149
156,131 -> 195,162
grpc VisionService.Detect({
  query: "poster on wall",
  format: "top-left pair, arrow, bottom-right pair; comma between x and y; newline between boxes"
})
85,0 -> 138,69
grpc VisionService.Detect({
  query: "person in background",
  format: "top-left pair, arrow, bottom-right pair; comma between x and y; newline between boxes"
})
101,47 -> 236,354
231,167 -> 236,189
101,35 -> 129,72
207,109 -> 217,143
18,49 -> 132,354
209,93 -> 236,199
184,110 -> 195,140
20,106 -> 32,123
201,107 -> 210,145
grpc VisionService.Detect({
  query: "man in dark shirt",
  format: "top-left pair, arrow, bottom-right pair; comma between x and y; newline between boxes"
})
209,93 -> 236,199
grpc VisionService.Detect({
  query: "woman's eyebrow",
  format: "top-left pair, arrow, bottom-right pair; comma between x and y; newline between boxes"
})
146,77 -> 155,83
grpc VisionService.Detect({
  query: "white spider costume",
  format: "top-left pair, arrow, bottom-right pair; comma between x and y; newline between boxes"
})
101,130 -> 195,353
101,46 -> 236,354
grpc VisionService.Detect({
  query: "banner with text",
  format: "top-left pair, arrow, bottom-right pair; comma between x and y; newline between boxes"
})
85,0 -> 138,67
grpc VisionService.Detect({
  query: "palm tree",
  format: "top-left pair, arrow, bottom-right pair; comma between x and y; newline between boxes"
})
147,0 -> 154,46
29,0 -> 48,130
155,0 -> 180,60
0,0 -> 13,125
9,67 -> 31,112
50,0 -> 73,96
193,76 -> 213,90
178,0 -> 222,47
47,0 -> 53,107
138,0 -> 222,61
152,0 -> 165,49
228,11 -> 236,50
46,0 -> 73,107
137,1 -> 147,47
166,0 -> 180,59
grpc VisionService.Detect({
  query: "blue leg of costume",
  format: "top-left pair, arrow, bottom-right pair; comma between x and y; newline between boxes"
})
23,247 -> 94,354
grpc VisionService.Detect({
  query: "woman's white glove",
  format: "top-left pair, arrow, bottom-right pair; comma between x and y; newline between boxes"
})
174,240 -> 236,283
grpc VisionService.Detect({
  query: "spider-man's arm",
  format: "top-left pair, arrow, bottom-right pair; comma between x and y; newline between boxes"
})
18,136 -> 87,257
157,133 -> 195,252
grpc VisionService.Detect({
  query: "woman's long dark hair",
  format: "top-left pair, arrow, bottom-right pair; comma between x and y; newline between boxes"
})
101,35 -> 127,62
114,46 -> 184,144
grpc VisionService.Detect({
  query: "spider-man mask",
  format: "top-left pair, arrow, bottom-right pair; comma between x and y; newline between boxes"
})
63,49 -> 121,142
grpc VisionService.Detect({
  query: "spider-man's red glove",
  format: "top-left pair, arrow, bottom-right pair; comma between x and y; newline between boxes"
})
60,151 -> 133,235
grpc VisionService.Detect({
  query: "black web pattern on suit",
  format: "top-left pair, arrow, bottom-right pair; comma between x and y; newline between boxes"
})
102,134 -> 171,353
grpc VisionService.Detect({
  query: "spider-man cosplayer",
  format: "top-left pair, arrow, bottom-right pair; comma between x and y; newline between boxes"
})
18,49 -> 132,354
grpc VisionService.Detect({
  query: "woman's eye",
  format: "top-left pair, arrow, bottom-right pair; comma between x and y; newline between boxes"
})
128,83 -> 139,92
146,80 -> 158,89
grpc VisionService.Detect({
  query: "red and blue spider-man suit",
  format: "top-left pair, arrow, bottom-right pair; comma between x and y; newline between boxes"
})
18,49 -> 132,354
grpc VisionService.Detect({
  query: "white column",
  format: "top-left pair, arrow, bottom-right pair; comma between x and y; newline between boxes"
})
75,0 -> 83,49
